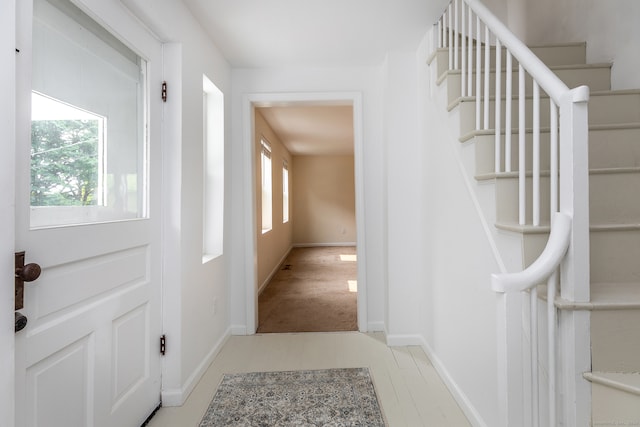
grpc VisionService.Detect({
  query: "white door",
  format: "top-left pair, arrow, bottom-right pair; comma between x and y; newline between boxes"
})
1,1 -> 17,426
14,0 -> 163,426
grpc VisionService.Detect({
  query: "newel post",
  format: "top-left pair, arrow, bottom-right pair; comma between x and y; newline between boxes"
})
495,291 -> 525,427
558,86 -> 591,427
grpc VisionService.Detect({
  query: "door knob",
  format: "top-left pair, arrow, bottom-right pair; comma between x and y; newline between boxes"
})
15,312 -> 27,333
15,251 -> 41,311
16,261 -> 41,282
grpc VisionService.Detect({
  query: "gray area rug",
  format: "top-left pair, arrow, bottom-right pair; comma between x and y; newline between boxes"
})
199,368 -> 386,426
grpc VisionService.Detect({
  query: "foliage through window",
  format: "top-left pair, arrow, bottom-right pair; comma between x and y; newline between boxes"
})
31,92 -> 105,207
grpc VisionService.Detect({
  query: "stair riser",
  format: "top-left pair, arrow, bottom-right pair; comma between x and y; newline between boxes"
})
446,66 -> 611,105
591,229 -> 640,283
473,133 -> 552,177
592,309 -> 640,372
458,93 -> 640,135
590,92 -> 640,125
590,128 -> 640,169
590,171 -> 640,224
592,380 -> 640,425
472,127 -> 640,174
494,172 -> 640,225
494,176 -> 552,225
435,43 -> 587,81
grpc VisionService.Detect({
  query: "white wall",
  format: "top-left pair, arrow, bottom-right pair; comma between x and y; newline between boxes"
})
230,67 -> 387,333
120,0 -> 232,406
416,33 -> 501,426
503,0 -> 640,90
382,51 -> 427,343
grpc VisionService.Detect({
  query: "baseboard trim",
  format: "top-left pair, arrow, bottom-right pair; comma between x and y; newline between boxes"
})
292,242 -> 357,248
367,321 -> 386,332
258,246 -> 293,295
161,327 -> 231,407
230,324 -> 247,335
420,338 -> 487,427
386,334 -> 424,347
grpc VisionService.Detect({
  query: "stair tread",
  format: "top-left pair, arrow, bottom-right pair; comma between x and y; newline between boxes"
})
445,62 -> 611,75
538,282 -> 640,310
496,221 -> 640,233
476,167 -> 640,181
460,122 -> 640,142
494,222 -> 550,234
437,61 -> 610,86
584,372 -> 640,396
591,88 -> 640,96
450,89 -> 640,112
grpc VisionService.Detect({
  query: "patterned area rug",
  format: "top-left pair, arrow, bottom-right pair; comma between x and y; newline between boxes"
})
199,368 -> 386,426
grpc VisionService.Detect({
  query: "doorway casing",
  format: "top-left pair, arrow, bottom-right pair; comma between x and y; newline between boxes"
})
242,91 -> 366,333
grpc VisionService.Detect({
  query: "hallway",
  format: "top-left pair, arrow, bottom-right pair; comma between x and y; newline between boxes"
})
147,332 -> 471,426
258,246 -> 358,333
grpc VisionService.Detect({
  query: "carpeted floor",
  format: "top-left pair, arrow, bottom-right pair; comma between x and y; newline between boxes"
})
257,246 -> 358,333
199,368 -> 386,426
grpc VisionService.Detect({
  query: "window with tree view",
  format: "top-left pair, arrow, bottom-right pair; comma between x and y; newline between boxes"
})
30,0 -> 147,228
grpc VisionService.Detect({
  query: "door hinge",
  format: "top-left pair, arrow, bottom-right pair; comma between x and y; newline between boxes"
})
161,81 -> 167,102
160,334 -> 166,356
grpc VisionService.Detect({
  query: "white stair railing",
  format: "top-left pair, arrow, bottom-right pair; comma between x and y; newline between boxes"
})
433,0 -> 591,425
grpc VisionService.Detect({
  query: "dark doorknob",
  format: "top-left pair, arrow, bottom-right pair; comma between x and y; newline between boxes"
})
15,251 -> 41,311
16,261 -> 41,282
15,312 -> 27,333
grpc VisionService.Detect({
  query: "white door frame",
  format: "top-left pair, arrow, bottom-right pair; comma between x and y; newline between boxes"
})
242,91 -> 367,333
0,1 -> 17,425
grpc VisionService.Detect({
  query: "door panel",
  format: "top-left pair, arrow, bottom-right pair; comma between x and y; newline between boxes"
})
15,0 -> 163,426
26,335 -> 92,427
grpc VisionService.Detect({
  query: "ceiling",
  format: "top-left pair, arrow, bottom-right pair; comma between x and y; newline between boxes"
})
181,0 -> 434,69
180,0 -> 437,155
256,105 -> 354,156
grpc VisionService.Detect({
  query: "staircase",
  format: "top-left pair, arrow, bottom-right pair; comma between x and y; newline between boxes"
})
428,37 -> 640,425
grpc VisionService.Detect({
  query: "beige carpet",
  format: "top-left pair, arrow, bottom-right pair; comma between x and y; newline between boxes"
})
257,246 -> 358,333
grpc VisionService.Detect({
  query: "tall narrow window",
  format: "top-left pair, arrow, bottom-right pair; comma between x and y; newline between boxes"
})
282,161 -> 289,223
261,138 -> 272,233
202,75 -> 224,261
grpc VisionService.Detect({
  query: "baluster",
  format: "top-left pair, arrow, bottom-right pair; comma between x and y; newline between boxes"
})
547,272 -> 558,427
533,81 -> 540,226
484,25 -> 490,129
467,4 -> 473,96
505,51 -> 512,172
495,39 -> 502,173
550,102 -> 559,216
448,4 -> 453,70
519,64 -> 526,225
442,10 -> 447,49
461,0 -> 466,97
454,0 -> 459,70
475,16 -> 481,130
531,286 -> 539,427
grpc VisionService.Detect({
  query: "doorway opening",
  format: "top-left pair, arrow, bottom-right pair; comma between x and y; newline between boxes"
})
243,92 -> 367,334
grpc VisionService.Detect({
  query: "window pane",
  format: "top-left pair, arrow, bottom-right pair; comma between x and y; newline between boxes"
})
202,75 -> 224,261
261,139 -> 272,233
282,163 -> 289,223
31,92 -> 105,207
31,0 -> 147,228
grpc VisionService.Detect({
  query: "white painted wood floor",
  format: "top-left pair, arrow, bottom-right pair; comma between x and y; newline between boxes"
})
147,332 -> 471,426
